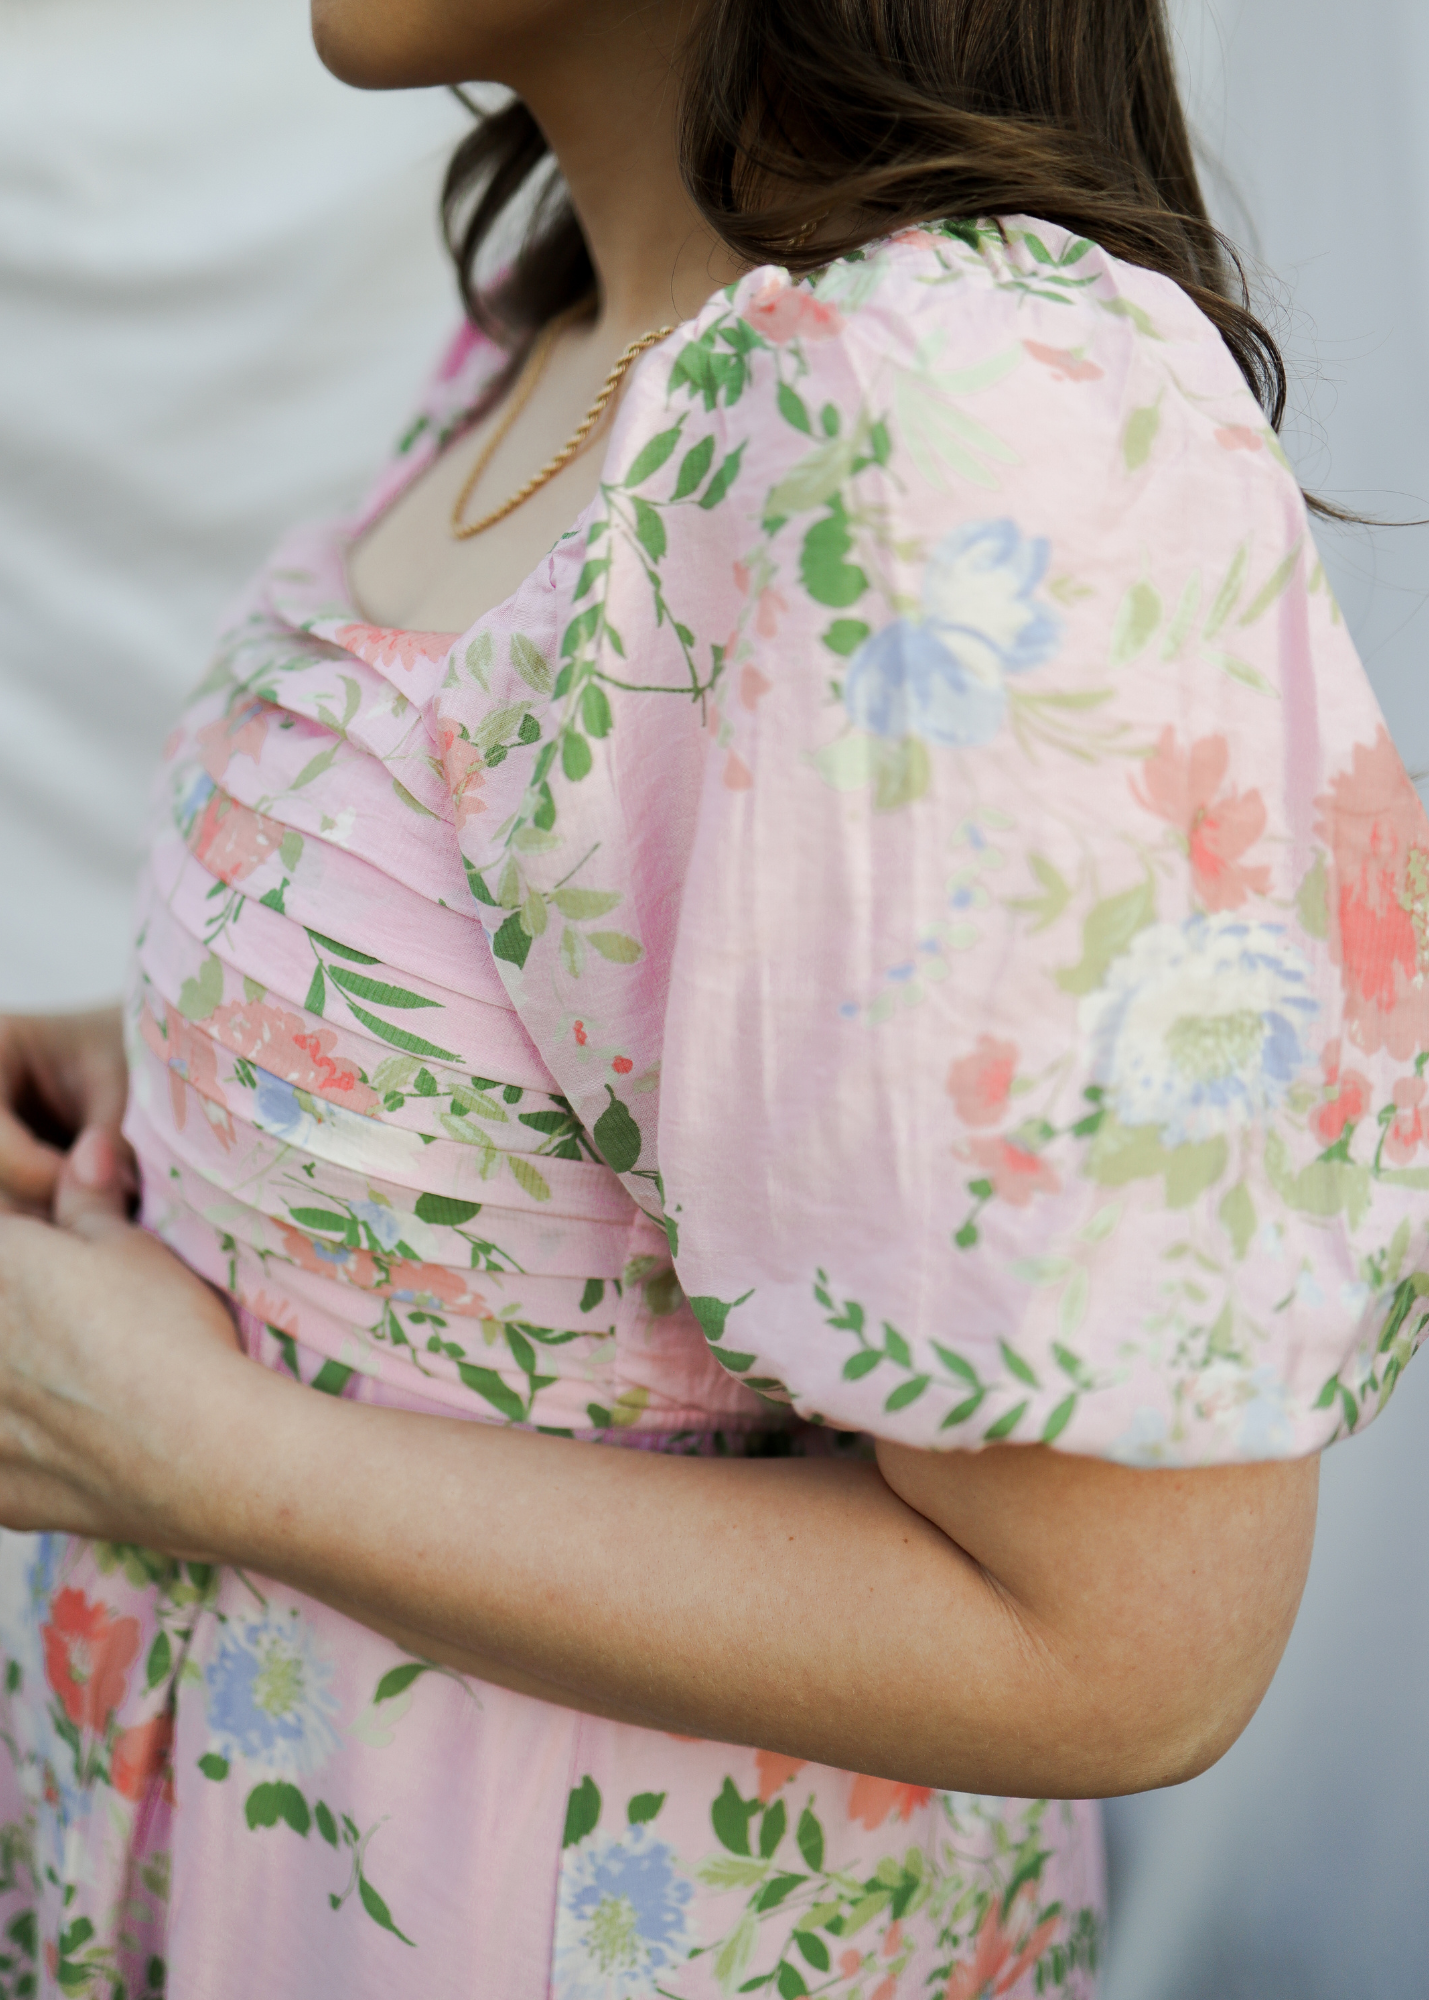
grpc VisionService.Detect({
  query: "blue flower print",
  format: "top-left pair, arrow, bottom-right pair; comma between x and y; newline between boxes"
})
554,1825 -> 695,2000
1079,914 -> 1318,1146
204,1607 -> 340,1778
842,518 -> 1060,747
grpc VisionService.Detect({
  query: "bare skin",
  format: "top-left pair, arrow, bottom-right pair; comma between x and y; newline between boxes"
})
0,0 -> 1321,1799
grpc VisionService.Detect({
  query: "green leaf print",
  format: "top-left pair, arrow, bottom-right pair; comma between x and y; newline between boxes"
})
342,998 -> 459,1063
198,1753 -> 229,1781
983,1400 -> 1029,1440
562,729 -> 593,782
178,952 -> 224,1022
796,1805 -> 825,1871
712,1777 -> 760,1855
414,1193 -> 481,1227
1042,1394 -> 1077,1443
1204,542 -> 1249,639
627,1791 -> 666,1825
1109,580 -> 1162,665
492,911 -> 533,972
800,507 -> 868,608
315,1801 -> 339,1848
311,1360 -> 354,1397
1121,398 -> 1161,471
551,886 -> 621,920
245,1782 -> 311,1836
593,1085 -> 642,1172
698,441 -> 746,511
145,1630 -> 172,1691
632,497 -> 667,561
507,1156 -> 552,1202
455,1363 -> 526,1423
304,964 -> 326,1016
587,930 -> 643,963
509,631 -> 553,694
688,1291 -> 753,1343
822,617 -> 870,655
776,382 -> 813,433
759,1797 -> 787,1857
359,1873 -> 415,1948
777,1962 -> 810,1998
671,434 -> 715,499
326,966 -> 440,1009
623,424 -> 683,488
1238,541 -> 1304,627
391,778 -> 436,818
374,1661 -> 434,1704
581,682 -> 613,738
1055,877 -> 1155,995
563,1775 -> 602,1847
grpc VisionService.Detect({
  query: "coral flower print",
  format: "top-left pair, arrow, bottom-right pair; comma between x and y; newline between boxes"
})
843,520 -> 1060,748
743,275 -> 844,345
190,791 -> 286,885
111,1716 -> 174,1804
948,1036 -> 1018,1126
1384,1075 -> 1429,1165
945,1890 -> 1061,1999
437,719 -> 488,826
847,1774 -> 934,1829
965,1136 -> 1059,1207
1314,728 -> 1429,1057
1132,728 -> 1270,911
553,1825 -> 694,2000
1023,339 -> 1104,383
1310,1040 -> 1372,1147
42,1590 -> 140,1734
210,999 -> 381,1115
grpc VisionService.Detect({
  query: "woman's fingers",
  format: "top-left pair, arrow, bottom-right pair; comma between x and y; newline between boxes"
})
52,1127 -> 137,1241
0,1008 -> 129,1210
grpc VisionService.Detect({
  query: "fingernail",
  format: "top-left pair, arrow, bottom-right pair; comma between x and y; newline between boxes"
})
71,1127 -> 113,1189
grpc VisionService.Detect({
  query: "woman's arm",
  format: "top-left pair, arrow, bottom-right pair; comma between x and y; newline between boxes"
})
0,1140 -> 1316,1798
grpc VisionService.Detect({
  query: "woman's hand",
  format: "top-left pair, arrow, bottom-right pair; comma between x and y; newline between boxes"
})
0,1006 -> 132,1213
0,1129 -> 245,1547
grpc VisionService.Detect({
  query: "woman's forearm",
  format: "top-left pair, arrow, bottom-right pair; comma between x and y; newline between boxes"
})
187,1352 -> 1316,1798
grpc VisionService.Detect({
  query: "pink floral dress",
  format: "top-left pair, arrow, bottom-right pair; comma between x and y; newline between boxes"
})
1,218 -> 1425,1999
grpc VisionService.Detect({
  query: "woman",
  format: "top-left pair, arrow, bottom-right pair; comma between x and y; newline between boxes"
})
0,0 -> 1416,1991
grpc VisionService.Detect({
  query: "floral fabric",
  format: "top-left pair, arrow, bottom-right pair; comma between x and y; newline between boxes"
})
0,216 -> 1422,1995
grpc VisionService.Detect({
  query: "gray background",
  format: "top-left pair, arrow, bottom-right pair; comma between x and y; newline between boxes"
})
1,2 -> 1425,1991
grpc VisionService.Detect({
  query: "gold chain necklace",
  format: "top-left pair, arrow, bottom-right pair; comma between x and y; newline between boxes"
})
450,307 -> 676,540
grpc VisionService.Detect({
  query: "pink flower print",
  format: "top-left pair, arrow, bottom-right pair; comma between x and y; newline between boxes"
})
278,1222 -> 380,1292
754,1750 -> 806,1802
190,791 -> 286,885
1314,728 -> 1429,1058
612,1056 -> 633,1075
884,1920 -> 904,1957
965,1136 -> 1059,1208
846,1775 -> 933,1830
739,664 -> 773,710
839,1949 -> 864,1979
1215,424 -> 1263,452
248,1289 -> 298,1335
944,1891 -> 1060,1999
197,698 -> 271,783
1023,339 -> 1104,383
574,1022 -> 588,1046
1384,1075 -> 1428,1165
754,588 -> 788,639
210,999 -> 381,1115
891,225 -> 942,252
142,1003 -> 235,1149
724,751 -> 754,791
437,720 -> 488,827
870,1981 -> 896,2000
1133,726 -> 1270,911
334,623 -> 451,675
1310,1039 -> 1372,1147
947,1035 -> 1018,1127
386,1257 -> 487,1313
744,276 -> 845,345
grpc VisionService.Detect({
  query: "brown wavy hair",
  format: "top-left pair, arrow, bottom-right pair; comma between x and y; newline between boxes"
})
442,0 -> 1321,501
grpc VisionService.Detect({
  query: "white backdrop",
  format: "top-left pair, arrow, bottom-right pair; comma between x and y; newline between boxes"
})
1105,6 -> 1429,1996
0,0 -> 466,1008
0,1 -> 1425,1991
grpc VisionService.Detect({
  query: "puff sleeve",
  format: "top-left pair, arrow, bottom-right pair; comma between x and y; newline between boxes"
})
442,221 -> 1429,1464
